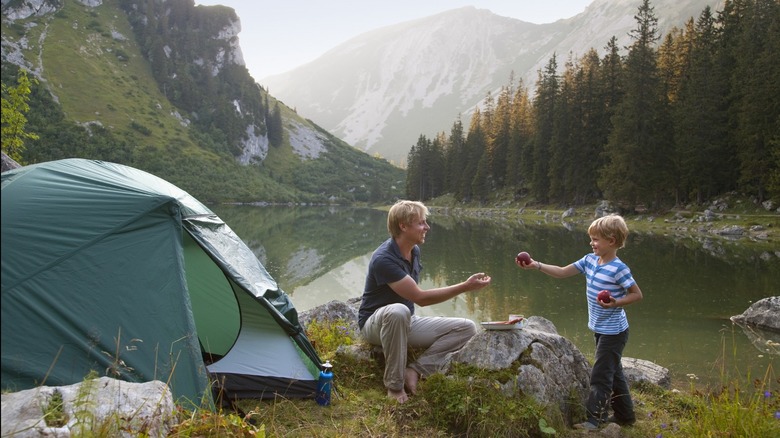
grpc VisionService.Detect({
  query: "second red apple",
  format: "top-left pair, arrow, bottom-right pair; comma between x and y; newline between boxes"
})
516,251 -> 532,266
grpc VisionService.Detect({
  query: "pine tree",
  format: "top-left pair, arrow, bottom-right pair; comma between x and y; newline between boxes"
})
547,56 -> 576,202
462,109 -> 486,201
730,0 -> 780,200
491,82 -> 513,188
472,150 -> 490,204
405,134 -> 446,201
674,7 -> 733,204
267,102 -> 283,147
601,36 -> 625,123
530,55 -> 559,203
600,0 -> 673,209
479,91 -> 496,193
406,138 -> 423,199
572,49 -> 608,203
428,133 -> 447,200
445,117 -> 466,198
657,25 -> 691,105
506,81 -> 534,189
659,24 -> 692,204
765,1 -> 780,200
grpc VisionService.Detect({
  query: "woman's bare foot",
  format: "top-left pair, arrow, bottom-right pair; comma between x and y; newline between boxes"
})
404,368 -> 419,395
388,388 -> 408,403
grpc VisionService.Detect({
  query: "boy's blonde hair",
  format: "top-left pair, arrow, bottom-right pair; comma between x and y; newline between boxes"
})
588,214 -> 629,249
387,200 -> 428,238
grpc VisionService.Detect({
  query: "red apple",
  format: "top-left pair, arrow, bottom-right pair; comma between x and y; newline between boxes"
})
516,251 -> 532,266
597,290 -> 612,303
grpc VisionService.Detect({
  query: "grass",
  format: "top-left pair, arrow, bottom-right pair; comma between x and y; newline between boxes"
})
42,388 -> 67,428
40,0 -> 193,150
623,370 -> 780,437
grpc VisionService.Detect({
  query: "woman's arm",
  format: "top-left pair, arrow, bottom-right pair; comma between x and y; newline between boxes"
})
389,273 -> 491,307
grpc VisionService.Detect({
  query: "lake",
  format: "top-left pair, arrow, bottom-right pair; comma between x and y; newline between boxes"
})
211,205 -> 779,389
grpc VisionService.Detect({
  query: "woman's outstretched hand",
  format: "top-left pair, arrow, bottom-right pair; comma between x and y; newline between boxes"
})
466,272 -> 492,290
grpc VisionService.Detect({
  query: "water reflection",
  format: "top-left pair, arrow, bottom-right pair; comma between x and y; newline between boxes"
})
212,205 -> 779,388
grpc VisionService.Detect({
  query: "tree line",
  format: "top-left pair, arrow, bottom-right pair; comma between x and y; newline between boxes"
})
405,0 -> 779,211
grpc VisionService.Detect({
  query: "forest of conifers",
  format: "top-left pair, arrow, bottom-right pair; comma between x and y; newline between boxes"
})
405,0 -> 779,210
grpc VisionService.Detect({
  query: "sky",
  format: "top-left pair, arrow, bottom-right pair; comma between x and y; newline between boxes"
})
194,1 -> 595,81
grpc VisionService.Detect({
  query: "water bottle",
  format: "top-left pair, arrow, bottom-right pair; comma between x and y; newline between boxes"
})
315,361 -> 333,406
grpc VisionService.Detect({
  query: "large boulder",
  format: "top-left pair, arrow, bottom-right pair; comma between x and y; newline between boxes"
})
730,296 -> 780,355
299,298 -> 360,335
449,316 -> 591,422
1,377 -> 175,438
730,296 -> 780,333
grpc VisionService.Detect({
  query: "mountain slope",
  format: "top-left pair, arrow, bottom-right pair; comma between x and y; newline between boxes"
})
262,0 -> 723,165
0,0 -> 404,203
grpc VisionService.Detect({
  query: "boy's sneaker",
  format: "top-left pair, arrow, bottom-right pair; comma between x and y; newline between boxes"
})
607,415 -> 636,426
574,421 -> 599,430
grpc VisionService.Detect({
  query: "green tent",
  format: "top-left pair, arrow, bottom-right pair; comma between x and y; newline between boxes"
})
1,159 -> 322,407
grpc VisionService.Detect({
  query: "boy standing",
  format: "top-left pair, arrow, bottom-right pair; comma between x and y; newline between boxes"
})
516,214 -> 643,430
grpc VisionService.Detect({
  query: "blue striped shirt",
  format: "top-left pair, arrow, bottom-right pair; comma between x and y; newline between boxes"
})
573,253 -> 635,335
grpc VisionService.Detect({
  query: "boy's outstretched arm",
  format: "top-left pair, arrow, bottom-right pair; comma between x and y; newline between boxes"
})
516,256 -> 579,279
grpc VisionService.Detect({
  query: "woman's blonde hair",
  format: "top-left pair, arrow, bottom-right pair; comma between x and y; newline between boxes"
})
387,200 -> 428,237
588,214 -> 629,249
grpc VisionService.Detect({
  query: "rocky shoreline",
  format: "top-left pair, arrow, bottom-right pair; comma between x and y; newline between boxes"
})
428,198 -> 779,245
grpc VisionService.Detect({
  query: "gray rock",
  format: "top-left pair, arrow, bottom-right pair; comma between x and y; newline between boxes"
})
336,343 -> 378,363
622,357 -> 671,389
714,225 -> 745,236
2,152 -> 21,172
526,316 -> 559,334
1,0 -> 59,21
595,200 -> 619,218
730,296 -> 780,333
1,377 -> 174,438
299,298 -> 360,336
450,316 -> 591,423
729,297 -> 780,356
599,423 -> 624,437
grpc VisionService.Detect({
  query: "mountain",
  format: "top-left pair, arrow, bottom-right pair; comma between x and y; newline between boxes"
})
261,0 -> 723,166
0,0 -> 404,203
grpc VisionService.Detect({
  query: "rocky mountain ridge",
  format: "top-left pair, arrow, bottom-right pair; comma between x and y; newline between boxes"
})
262,0 -> 724,165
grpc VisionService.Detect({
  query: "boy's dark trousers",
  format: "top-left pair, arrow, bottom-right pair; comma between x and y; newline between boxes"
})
586,329 -> 635,425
